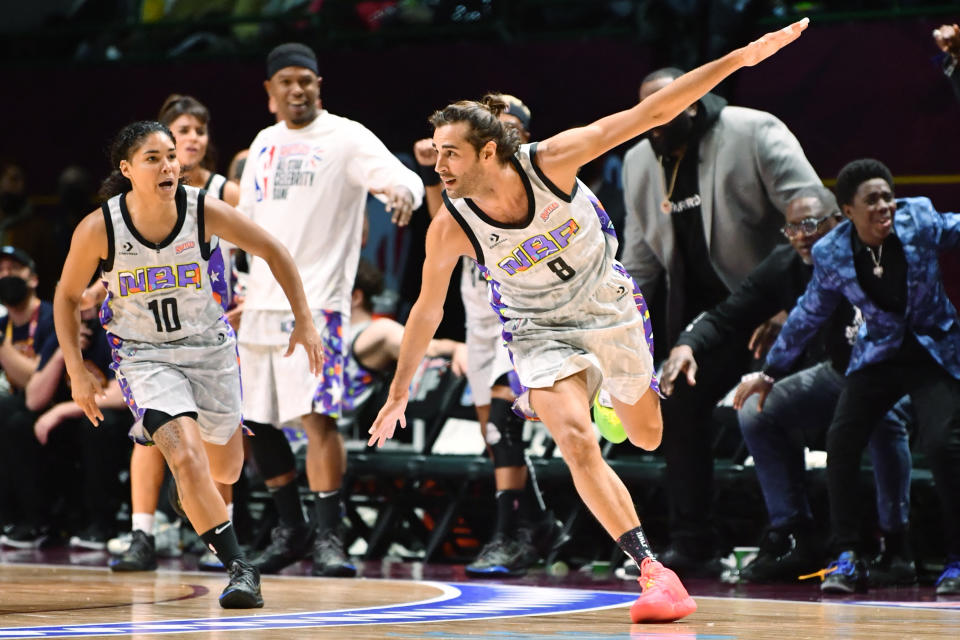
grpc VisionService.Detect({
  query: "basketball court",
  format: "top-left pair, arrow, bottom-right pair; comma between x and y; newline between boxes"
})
1,551 -> 957,639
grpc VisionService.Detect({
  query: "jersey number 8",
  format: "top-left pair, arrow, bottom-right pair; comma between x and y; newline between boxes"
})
547,257 -> 576,282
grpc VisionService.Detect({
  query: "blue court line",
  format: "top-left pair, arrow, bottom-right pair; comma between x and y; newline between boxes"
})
0,582 -> 640,638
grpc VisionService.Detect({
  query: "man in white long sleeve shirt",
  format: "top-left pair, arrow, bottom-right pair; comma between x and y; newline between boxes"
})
237,43 -> 424,577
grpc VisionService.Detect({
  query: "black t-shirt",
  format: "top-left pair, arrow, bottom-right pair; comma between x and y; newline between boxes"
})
0,300 -> 55,389
663,146 -> 729,324
851,230 -> 907,315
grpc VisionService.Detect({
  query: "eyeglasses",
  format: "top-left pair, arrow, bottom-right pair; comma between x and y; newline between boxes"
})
781,215 -> 835,239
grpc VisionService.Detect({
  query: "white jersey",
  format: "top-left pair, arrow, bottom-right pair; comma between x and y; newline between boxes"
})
444,143 -> 618,321
460,256 -> 498,327
204,173 -> 227,200
99,185 -> 229,342
237,110 -> 424,319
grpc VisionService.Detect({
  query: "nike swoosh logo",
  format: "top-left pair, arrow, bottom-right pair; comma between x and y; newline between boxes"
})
215,522 -> 232,535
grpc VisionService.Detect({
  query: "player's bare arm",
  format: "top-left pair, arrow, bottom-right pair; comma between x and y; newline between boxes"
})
367,209 -> 472,447
204,195 -> 324,375
535,18 -> 809,191
53,210 -> 110,426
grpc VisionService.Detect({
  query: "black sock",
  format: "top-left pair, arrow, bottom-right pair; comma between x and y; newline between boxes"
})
495,490 -> 523,537
270,481 -> 306,530
618,526 -> 656,567
313,489 -> 341,535
200,521 -> 243,566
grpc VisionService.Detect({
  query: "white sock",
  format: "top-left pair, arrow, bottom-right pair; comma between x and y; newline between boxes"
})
132,513 -> 155,534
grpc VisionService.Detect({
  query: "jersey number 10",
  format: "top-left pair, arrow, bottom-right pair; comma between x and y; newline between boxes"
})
148,298 -> 182,333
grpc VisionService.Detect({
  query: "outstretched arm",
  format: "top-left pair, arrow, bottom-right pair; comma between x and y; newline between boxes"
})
367,211 -> 473,447
535,18 -> 809,191
204,196 -> 323,374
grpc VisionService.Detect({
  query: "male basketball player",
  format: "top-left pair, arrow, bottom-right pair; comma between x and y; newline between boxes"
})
368,19 -> 809,623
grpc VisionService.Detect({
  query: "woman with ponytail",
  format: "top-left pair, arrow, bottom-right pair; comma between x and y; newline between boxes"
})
57,120 -> 323,609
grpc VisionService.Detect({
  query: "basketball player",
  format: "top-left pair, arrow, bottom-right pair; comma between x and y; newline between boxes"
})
110,95 -> 241,573
54,120 -> 324,609
368,19 -> 808,623
237,43 -> 424,578
415,95 -> 563,577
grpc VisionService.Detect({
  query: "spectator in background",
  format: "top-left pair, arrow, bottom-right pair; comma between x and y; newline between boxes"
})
724,189 -> 913,584
341,258 -> 467,433
0,247 -> 55,547
620,66 -> 822,576
238,43 -> 423,579
933,22 -> 960,102
27,300 -> 130,551
746,159 -> 960,596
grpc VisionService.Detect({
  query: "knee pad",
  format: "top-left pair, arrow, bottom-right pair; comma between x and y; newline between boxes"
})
487,398 -> 527,468
244,420 -> 296,481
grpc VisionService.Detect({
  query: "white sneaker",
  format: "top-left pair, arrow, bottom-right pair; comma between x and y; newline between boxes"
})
155,518 -> 182,558
107,531 -> 133,555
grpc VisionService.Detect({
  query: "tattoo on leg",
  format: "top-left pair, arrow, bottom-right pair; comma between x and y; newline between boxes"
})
153,419 -> 185,459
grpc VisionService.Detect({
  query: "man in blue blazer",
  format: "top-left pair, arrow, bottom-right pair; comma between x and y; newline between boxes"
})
740,159 -> 960,595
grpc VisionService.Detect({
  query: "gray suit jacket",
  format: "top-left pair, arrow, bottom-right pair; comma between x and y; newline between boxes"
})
620,106 -> 821,347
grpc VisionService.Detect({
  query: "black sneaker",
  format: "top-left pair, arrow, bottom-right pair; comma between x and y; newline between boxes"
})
740,527 -> 820,584
868,548 -> 917,587
248,524 -> 313,574
0,524 -> 50,549
522,510 -> 570,559
219,559 -> 264,609
110,530 -> 158,572
311,529 -> 356,577
935,559 -> 960,595
821,551 -> 868,594
466,533 -> 537,578
655,543 -> 723,579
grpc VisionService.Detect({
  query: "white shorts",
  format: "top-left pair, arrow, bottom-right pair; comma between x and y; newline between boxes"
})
465,318 -> 515,407
112,320 -> 242,446
504,263 -> 658,407
238,309 -> 346,425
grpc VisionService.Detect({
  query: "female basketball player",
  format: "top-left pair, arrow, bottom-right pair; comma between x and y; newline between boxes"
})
54,120 -> 323,609
110,96 -> 242,574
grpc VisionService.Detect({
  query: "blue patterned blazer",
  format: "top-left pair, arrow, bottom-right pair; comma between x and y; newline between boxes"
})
764,197 -> 960,379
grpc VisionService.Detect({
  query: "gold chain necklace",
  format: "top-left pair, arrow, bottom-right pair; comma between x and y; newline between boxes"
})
658,150 -> 685,214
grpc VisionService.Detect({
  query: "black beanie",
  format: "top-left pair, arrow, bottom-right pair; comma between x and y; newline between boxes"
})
266,43 -> 318,79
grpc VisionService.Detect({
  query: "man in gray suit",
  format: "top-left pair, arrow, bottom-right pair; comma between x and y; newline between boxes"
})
620,67 -> 821,577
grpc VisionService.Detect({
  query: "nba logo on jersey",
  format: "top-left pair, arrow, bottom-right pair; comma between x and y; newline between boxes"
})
496,219 -> 580,276
254,145 -> 277,202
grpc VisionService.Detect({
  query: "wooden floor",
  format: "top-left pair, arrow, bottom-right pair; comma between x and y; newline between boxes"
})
1,563 -> 958,639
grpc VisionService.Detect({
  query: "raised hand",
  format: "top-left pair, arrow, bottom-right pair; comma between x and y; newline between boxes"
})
740,17 -> 809,68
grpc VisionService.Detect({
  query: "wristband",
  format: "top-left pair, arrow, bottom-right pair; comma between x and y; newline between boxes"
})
417,163 -> 440,187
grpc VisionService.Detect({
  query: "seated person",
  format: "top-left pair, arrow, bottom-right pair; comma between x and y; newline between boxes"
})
740,159 -> 960,595
729,192 -> 913,584
0,246 -> 54,547
27,301 -> 131,550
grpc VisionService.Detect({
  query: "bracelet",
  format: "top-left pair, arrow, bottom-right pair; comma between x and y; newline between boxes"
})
740,371 -> 775,385
416,163 -> 440,187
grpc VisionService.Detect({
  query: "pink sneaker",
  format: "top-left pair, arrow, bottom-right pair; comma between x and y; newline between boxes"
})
630,557 -> 698,623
